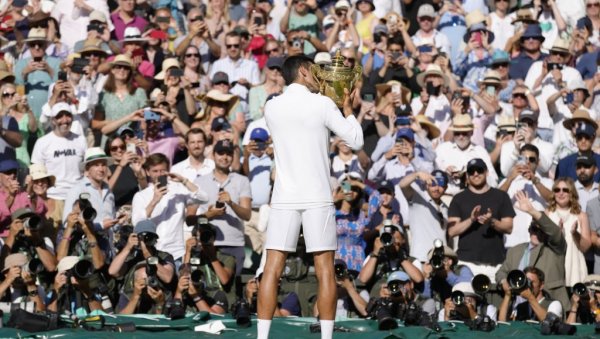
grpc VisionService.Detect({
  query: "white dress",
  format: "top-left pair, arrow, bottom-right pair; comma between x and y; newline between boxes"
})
547,209 -> 588,287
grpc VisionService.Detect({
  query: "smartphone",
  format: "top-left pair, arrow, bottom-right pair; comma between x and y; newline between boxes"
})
87,23 -> 103,34
473,31 -> 482,44
169,68 -> 184,77
452,91 -> 462,102
517,155 -> 527,166
292,38 -> 303,49
462,96 -> 470,112
391,51 -> 401,60
253,16 -> 263,26
486,85 -> 496,96
426,82 -> 438,96
157,175 -> 168,188
597,66 -> 600,74
547,63 -> 563,71
396,116 -> 411,126
58,71 -> 67,82
418,45 -> 433,54
71,57 -> 90,74
215,187 -> 225,208
33,56 -> 42,62
391,83 -> 401,95
144,108 -> 160,121
363,94 -> 374,102
564,92 -> 574,104
126,143 -> 136,154
373,33 -> 382,44
341,181 -> 351,193
190,82 -> 200,88
255,141 -> 266,151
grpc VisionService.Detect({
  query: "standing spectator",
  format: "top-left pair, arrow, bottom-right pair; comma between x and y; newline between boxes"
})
488,0 -> 516,51
546,177 -> 592,288
411,64 -> 452,136
14,28 -> 60,117
0,90 -> 23,163
30,103 -> 86,223
194,139 -> 252,277
556,122 -> 600,181
51,0 -> 112,53
411,4 -> 451,56
0,159 -> 46,228
172,128 -> 215,184
447,158 -> 515,281
552,110 -> 597,174
280,0 -> 320,55
508,24 -> 547,81
105,135 -> 147,208
110,0 -> 148,42
575,153 -> 599,210
248,56 -> 284,122
1,83 -> 35,167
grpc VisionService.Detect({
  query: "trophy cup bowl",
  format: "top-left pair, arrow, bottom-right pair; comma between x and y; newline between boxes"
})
311,51 -> 362,107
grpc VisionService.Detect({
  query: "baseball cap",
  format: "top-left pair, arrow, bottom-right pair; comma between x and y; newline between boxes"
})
431,170 -> 449,186
3,253 -> 27,272
466,158 -> 487,172
47,102 -> 73,118
396,128 -> 414,142
417,4 -> 436,18
378,180 -> 395,195
575,122 -> 596,137
89,10 -> 107,23
387,271 -> 410,284
214,139 -> 235,154
0,158 -> 18,173
250,127 -> 269,142
518,109 -> 538,123
117,125 -> 135,137
211,117 -> 232,132
452,282 -> 479,298
576,153 -> 595,166
134,219 -> 157,234
11,208 -> 36,221
57,256 -> 80,273
212,71 -> 230,85
374,24 -> 388,35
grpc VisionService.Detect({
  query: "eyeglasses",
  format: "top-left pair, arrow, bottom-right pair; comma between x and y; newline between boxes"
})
512,93 -> 527,99
587,2 -> 600,8
418,16 -> 434,22
185,53 -> 200,58
467,167 -> 485,176
113,65 -> 131,70
553,187 -> 570,194
550,51 -> 568,57
110,144 -> 126,152
2,91 -> 15,98
226,44 -> 240,49
266,48 -> 279,54
521,36 -> 543,42
576,134 -> 592,141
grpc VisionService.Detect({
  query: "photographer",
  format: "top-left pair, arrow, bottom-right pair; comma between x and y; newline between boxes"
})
498,267 -> 562,321
440,281 -> 497,322
317,259 -> 367,318
180,219 -> 234,314
566,274 -> 600,324
358,220 -> 424,296
2,208 -> 57,273
0,253 -> 45,312
108,220 -> 175,286
116,262 -> 167,315
56,208 -> 105,272
422,245 -> 473,302
246,270 -> 301,317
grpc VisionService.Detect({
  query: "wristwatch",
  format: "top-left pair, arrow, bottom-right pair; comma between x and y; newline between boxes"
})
532,177 -> 540,185
28,289 -> 38,296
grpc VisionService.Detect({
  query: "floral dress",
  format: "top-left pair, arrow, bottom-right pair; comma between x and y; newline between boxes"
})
335,186 -> 373,272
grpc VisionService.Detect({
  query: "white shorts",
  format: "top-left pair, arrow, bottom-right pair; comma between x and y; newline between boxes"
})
264,206 -> 337,253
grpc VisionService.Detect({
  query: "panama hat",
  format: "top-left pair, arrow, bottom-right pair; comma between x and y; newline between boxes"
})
110,54 -> 134,68
29,163 -> 55,187
414,115 -> 440,139
416,64 -> 448,88
24,28 -> 48,43
449,114 -> 474,132
154,58 -> 181,80
477,70 -> 502,87
84,147 -> 110,165
563,109 -> 598,130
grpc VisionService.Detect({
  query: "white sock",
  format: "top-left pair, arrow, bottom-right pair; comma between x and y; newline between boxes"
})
257,319 -> 272,339
319,320 -> 334,339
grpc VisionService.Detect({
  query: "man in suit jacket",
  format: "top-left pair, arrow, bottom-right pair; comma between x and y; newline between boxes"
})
495,190 -> 570,311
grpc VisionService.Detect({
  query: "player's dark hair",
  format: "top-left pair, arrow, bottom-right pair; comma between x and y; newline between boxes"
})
282,54 -> 314,85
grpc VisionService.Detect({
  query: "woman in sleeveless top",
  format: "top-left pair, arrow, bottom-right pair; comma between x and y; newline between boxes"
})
546,178 -> 592,288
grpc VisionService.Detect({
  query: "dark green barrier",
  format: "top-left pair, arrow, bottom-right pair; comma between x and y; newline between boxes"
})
0,315 -> 597,338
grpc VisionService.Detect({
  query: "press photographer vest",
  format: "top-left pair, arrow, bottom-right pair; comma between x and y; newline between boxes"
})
515,297 -> 553,321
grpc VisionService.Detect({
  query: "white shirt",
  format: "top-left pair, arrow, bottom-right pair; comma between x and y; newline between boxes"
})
208,56 -> 261,101
30,131 -> 87,200
51,0 -> 113,53
264,83 -> 363,208
410,95 -> 452,138
576,181 -> 599,212
434,142 -> 498,192
131,182 -> 209,259
411,30 -> 451,56
373,0 -> 401,19
524,62 -> 583,129
407,182 -> 448,262
500,174 -> 552,248
242,118 -> 269,146
489,12 -> 515,51
499,137 -> 554,177
171,157 -> 216,183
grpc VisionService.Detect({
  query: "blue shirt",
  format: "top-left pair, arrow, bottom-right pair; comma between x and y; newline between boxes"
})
247,153 -> 273,208
575,49 -> 600,80
509,52 -> 548,80
555,152 -> 600,182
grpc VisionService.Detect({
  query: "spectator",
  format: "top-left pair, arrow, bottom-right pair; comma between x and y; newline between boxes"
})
105,134 -> 147,207
488,0 -> 516,51
411,4 -> 451,56
0,253 -> 45,312
587,193 -> 600,274
174,9 -> 221,70
447,158 -> 515,280
51,0 -> 112,52
1,83 -> 35,167
508,24 -> 547,81
574,153 -> 599,210
411,64 -> 452,136
110,0 -> 148,42
566,274 -> 600,324
423,244 -> 473,302
172,128 -> 215,183
380,270 -> 436,316
440,280 -> 497,321
248,56 -> 284,122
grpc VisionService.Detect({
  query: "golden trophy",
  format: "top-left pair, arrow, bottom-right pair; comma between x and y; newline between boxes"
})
311,50 -> 362,107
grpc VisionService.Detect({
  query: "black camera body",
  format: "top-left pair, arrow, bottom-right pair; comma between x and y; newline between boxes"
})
193,218 -> 216,246
145,257 -> 160,289
540,312 -> 576,335
366,297 -> 399,330
77,193 -> 97,222
334,261 -> 348,280
466,315 -> 496,332
507,270 -> 531,292
430,239 -> 445,270
189,257 -> 206,292
231,298 -> 252,327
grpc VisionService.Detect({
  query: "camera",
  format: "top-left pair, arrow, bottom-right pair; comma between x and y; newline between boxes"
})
379,220 -> 395,247
334,260 -> 348,279
193,217 -> 216,246
138,232 -> 158,249
387,279 -> 404,298
65,259 -> 94,281
366,297 -> 398,330
540,312 -> 576,335
189,257 -> 206,292
231,298 -> 252,327
573,282 -> 589,299
78,193 -> 97,222
429,239 -> 445,270
507,270 -> 530,292
146,256 -> 160,289
24,215 -> 42,231
114,225 -> 134,253
466,315 -> 496,332
292,37 -> 303,49
472,274 -> 491,295
25,258 -> 44,275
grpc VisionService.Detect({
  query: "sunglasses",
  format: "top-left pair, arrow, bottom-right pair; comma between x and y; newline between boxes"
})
553,187 -> 570,193
454,131 -> 470,137
513,93 -> 527,99
266,48 -> 279,54
343,57 -> 356,63
2,91 -> 15,98
268,66 -> 281,72
491,63 -> 509,69
110,144 -> 126,152
550,51 -> 569,57
587,2 -> 600,8
226,43 -> 240,49
522,156 -> 537,163
576,163 -> 594,169
28,42 -> 46,49
113,65 -> 131,70
521,36 -> 543,42
419,16 -> 434,22
83,52 -> 102,58
467,167 -> 485,176
576,134 -> 593,141
185,53 -> 200,58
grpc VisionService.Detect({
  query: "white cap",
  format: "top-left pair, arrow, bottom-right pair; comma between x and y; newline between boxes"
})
57,256 -> 79,272
452,282 -> 479,298
314,52 -> 332,65
46,102 -> 73,118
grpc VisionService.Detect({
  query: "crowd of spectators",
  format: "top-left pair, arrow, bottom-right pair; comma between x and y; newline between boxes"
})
1,0 -> 600,327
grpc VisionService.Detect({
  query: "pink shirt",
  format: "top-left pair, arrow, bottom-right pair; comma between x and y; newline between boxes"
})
0,190 -> 48,226
110,12 -> 148,41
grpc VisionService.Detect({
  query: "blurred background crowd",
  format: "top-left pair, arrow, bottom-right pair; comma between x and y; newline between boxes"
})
0,0 -> 600,329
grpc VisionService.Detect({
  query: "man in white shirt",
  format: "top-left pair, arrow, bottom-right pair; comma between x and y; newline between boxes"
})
411,4 -> 451,56
131,153 -> 208,263
411,64 -> 452,137
524,37 -> 583,141
257,55 -> 363,339
499,110 -> 554,178
31,103 -> 87,209
498,144 -> 553,248
209,32 -> 260,102
435,114 -> 498,195
171,128 -> 215,183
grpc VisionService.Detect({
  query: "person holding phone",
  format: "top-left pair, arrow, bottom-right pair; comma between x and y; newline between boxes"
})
154,58 -> 196,126
14,28 -> 61,117
411,4 -> 451,56
413,64 -> 452,137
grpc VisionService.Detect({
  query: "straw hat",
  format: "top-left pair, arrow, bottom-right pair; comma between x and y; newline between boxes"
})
477,70 -> 502,87
563,109 -> 598,130
24,28 -> 48,43
0,60 -> 14,82
110,54 -> 134,68
154,58 -> 180,80
511,8 -> 538,24
549,37 -> 570,55
497,115 -> 517,133
83,147 -> 110,165
29,163 -> 55,187
375,80 -> 411,107
448,114 -> 474,132
77,38 -> 107,56
414,115 -> 441,139
416,64 -> 448,88
202,89 -> 239,115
